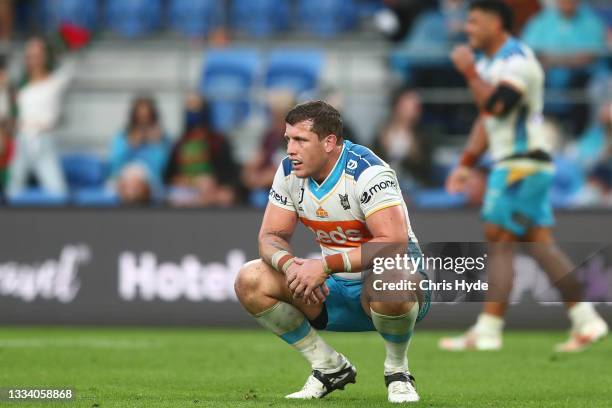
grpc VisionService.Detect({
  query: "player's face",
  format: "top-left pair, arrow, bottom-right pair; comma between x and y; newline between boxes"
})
464,9 -> 498,50
284,120 -> 333,179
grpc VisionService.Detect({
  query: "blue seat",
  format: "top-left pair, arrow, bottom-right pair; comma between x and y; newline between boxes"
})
231,0 -> 290,38
551,156 -> 585,208
74,188 -> 119,207
105,0 -> 162,38
200,48 -> 260,132
357,0 -> 385,19
297,0 -> 357,37
265,49 -> 324,94
168,0 -> 224,38
38,0 -> 99,31
7,189 -> 69,207
595,6 -> 612,28
62,153 -> 108,189
412,188 -> 467,209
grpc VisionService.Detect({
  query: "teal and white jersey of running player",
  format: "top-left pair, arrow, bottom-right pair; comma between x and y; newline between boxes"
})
476,36 -> 553,169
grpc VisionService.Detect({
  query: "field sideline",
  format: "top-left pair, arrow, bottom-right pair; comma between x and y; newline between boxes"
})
0,328 -> 610,407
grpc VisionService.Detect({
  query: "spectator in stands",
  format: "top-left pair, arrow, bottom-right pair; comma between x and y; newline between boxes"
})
0,53 -> 12,196
372,88 -> 434,189
390,0 -> 468,87
504,0 -> 541,34
572,101 -> 612,206
165,92 -> 240,207
522,0 -> 607,118
241,90 -> 295,206
374,0 -> 437,43
108,96 -> 171,205
523,0 -> 607,64
7,37 -> 74,198
402,0 -> 467,53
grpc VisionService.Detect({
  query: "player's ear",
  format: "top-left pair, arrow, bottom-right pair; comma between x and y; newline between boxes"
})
324,134 -> 337,152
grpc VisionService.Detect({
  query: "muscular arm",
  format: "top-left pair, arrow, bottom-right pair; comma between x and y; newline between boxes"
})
465,75 -> 496,109
258,203 -> 298,269
463,115 -> 488,159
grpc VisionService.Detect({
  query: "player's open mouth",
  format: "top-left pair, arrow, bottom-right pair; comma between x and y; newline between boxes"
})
292,160 -> 303,168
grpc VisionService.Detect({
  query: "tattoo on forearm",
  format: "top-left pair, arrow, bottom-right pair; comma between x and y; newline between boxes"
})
259,230 -> 292,261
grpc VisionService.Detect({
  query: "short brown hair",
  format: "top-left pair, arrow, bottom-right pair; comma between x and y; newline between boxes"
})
285,100 -> 343,144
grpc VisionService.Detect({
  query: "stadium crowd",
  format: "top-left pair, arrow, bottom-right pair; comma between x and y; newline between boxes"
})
0,0 -> 611,208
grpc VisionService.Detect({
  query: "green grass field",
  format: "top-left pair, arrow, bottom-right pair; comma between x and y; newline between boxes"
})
0,328 -> 610,408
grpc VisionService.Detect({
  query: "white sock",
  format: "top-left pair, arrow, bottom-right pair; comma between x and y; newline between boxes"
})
254,302 -> 343,373
370,305 -> 418,375
568,303 -> 600,329
473,313 -> 504,336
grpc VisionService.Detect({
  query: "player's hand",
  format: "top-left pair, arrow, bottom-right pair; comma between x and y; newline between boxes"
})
287,258 -> 328,302
451,45 -> 476,75
446,165 -> 471,194
285,259 -> 328,304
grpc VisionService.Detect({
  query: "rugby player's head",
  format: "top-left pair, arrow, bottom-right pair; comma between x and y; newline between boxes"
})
466,1 -> 513,51
284,100 -> 343,180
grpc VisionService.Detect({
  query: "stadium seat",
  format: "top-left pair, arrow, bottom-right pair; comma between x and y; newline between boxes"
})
265,49 -> 324,94
356,0 -> 385,19
168,0 -> 224,38
297,0 -> 357,37
551,156 -> 585,208
7,189 -> 69,207
200,48 -> 261,132
412,188 -> 467,209
231,0 -> 290,38
62,153 -> 108,190
38,0 -> 99,31
104,0 -> 162,38
73,188 -> 120,207
594,6 -> 612,28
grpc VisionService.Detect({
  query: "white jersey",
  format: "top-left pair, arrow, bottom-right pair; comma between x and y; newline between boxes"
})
269,140 -> 419,280
476,37 -> 553,169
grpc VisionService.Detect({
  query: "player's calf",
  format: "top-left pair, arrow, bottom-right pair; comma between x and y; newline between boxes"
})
235,259 -> 350,397
370,301 -> 420,403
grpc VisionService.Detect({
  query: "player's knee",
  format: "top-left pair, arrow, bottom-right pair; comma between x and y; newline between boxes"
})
234,260 -> 265,301
370,300 -> 417,316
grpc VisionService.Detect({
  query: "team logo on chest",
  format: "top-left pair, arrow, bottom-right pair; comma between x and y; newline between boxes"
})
316,206 -> 329,218
339,193 -> 350,210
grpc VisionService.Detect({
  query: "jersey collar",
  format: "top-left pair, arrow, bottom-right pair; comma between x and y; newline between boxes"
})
308,141 -> 348,201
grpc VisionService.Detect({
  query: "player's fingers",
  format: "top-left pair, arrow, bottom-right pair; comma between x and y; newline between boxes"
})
312,287 -> 326,303
322,283 -> 330,296
293,258 -> 305,265
307,291 -> 320,305
292,283 -> 306,299
303,285 -> 314,300
286,272 -> 297,285
288,278 -> 300,292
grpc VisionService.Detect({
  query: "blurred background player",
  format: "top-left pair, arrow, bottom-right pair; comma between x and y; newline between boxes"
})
234,101 -> 428,403
441,0 -> 608,352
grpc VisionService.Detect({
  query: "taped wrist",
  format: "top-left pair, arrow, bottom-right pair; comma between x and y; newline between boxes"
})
271,250 -> 295,274
322,252 -> 351,275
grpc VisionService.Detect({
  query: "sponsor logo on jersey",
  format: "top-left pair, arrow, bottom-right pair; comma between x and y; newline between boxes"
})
269,187 -> 288,206
339,193 -> 351,210
316,207 -> 329,218
361,180 -> 396,204
347,159 -> 358,170
300,218 -> 372,248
